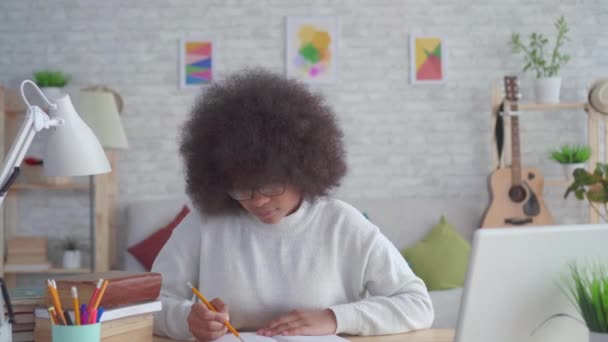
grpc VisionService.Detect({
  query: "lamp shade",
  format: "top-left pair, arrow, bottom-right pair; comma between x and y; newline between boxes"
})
43,94 -> 111,177
75,90 -> 129,149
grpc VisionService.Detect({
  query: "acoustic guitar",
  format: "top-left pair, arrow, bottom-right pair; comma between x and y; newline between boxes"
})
481,76 -> 554,228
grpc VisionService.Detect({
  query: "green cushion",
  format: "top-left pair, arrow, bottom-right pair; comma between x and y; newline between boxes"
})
401,216 -> 471,290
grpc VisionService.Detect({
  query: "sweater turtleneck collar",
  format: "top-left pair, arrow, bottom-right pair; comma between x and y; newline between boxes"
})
246,199 -> 319,237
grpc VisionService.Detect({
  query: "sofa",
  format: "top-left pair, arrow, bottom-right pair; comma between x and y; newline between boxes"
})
123,195 -> 483,329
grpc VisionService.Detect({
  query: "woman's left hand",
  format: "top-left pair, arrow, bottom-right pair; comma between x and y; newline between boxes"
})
257,309 -> 337,337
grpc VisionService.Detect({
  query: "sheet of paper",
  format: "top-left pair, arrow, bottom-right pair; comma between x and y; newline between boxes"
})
217,333 -> 274,342
274,334 -> 349,342
217,332 -> 348,342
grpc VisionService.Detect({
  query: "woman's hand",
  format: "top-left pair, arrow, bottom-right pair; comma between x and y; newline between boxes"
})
187,298 -> 229,341
257,309 -> 337,337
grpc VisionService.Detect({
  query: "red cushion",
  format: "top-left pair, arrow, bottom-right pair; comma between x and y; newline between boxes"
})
127,205 -> 190,271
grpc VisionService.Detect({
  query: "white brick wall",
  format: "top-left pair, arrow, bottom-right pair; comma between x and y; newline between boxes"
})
0,0 -> 606,270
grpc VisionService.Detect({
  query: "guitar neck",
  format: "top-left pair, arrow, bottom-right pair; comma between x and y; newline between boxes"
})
510,111 -> 522,186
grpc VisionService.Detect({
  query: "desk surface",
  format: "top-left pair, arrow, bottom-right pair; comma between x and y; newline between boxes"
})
153,329 -> 454,342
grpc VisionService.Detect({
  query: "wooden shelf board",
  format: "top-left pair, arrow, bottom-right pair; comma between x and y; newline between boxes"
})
6,109 -> 23,116
545,179 -> 571,187
10,183 -> 90,191
4,267 -> 91,274
506,101 -> 587,111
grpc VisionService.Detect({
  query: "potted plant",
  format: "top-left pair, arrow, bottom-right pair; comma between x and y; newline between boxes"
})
563,262 -> 608,341
531,262 -> 608,342
510,16 -> 570,103
61,237 -> 81,269
564,163 -> 608,221
550,144 -> 591,180
33,70 -> 70,100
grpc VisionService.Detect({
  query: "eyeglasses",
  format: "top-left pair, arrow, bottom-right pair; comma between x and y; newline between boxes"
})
227,183 -> 286,201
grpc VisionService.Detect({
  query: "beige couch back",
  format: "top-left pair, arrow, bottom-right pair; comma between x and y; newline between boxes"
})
344,197 -> 483,250
124,196 -> 483,271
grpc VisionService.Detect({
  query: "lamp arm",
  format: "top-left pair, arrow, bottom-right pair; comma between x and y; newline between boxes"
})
19,80 -> 57,111
0,110 -> 36,205
0,81 -> 65,206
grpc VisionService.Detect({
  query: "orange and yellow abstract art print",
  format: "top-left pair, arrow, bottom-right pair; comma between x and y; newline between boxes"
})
409,35 -> 446,84
286,16 -> 338,83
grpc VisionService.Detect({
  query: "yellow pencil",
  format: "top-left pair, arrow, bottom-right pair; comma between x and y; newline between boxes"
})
47,279 -> 66,325
72,286 -> 81,325
187,282 -> 244,342
48,307 -> 57,325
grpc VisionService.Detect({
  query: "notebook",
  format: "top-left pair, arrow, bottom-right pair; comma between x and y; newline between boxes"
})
218,333 -> 348,342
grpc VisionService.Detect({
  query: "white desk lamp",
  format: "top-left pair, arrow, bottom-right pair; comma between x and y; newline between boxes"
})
0,80 -> 111,340
0,80 -> 111,203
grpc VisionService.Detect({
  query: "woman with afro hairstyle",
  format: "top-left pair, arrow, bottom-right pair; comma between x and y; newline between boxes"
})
152,68 -> 433,341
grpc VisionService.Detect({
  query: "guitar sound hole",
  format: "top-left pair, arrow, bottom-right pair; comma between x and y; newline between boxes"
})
508,185 -> 527,203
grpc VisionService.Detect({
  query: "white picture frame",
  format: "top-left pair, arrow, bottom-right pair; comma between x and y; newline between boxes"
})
409,34 -> 447,84
179,38 -> 215,89
286,16 -> 339,84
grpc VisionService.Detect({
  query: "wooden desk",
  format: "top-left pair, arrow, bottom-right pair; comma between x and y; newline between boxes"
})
153,329 -> 454,342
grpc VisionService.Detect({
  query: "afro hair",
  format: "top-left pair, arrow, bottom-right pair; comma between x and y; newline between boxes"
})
179,68 -> 347,216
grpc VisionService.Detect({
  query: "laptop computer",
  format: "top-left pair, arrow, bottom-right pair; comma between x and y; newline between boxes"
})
455,224 -> 608,342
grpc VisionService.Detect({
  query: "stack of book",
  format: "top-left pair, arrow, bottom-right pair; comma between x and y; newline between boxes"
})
6,287 -> 46,342
34,271 -> 162,342
4,237 -> 51,272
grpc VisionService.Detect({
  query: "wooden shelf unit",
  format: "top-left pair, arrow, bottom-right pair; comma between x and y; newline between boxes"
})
491,86 -> 600,223
0,86 -> 113,287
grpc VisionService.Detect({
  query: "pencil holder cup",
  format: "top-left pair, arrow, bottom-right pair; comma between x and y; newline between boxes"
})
52,323 -> 101,342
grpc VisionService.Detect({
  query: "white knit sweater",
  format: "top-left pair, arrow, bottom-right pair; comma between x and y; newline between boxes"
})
152,198 -> 434,340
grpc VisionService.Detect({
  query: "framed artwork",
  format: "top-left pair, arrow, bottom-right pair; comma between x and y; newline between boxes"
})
286,16 -> 339,83
409,34 -> 446,84
179,38 -> 214,88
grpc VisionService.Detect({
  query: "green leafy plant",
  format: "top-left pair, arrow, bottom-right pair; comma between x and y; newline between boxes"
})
562,262 -> 608,332
33,70 -> 70,87
532,262 -> 608,335
62,237 -> 79,251
510,16 -> 570,78
565,163 -> 608,221
550,144 -> 591,164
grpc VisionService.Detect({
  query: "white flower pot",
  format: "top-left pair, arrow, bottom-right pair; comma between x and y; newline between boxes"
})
590,332 -> 608,342
62,250 -> 81,269
40,87 -> 63,101
534,77 -> 562,103
562,162 -> 586,180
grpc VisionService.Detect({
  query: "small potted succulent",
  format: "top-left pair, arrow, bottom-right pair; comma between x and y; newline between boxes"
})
33,70 -> 70,101
61,237 -> 81,269
550,144 -> 591,180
